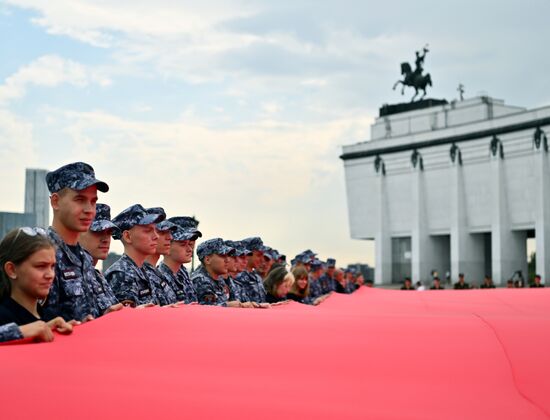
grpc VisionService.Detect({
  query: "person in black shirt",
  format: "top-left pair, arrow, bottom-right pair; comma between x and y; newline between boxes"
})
480,275 -> 496,289
401,277 -> 415,290
530,274 -> 545,288
0,227 -> 73,341
430,277 -> 444,290
454,273 -> 471,290
288,266 -> 318,305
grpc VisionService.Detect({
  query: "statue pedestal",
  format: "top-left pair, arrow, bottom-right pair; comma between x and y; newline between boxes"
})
379,99 -> 448,117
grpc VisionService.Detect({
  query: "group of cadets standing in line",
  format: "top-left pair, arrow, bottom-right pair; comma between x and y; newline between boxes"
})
0,161 -> 364,343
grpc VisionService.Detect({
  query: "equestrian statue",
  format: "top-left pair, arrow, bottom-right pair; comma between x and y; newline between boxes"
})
392,45 -> 432,102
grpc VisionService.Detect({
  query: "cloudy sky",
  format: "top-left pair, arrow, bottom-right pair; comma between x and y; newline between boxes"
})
1,0 -> 549,266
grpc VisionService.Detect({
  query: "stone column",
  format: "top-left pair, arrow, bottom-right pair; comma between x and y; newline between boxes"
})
410,150 -> 438,283
534,129 -> 550,284
490,137 -> 526,285
374,158 -> 391,285
449,145 -> 484,284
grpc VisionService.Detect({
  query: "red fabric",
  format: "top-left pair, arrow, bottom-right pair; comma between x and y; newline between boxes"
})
2,288 -> 550,419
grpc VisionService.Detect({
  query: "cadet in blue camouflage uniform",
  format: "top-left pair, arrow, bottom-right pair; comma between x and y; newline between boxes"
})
79,203 -> 123,315
231,241 -> 254,301
104,204 -> 164,307
42,162 -> 117,322
142,211 -> 179,306
308,259 -> 325,300
224,240 -> 248,302
158,226 -> 200,303
164,216 -> 202,302
344,269 -> 359,293
237,237 -> 268,303
318,257 -> 337,294
191,238 -> 243,307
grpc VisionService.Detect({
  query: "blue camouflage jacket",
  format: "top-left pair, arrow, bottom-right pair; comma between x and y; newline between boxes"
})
92,268 -> 119,313
104,254 -> 158,306
42,227 -> 100,321
236,270 -> 266,303
142,262 -> 178,306
191,265 -> 230,306
158,263 -> 198,304
308,276 -> 324,299
318,273 -> 336,294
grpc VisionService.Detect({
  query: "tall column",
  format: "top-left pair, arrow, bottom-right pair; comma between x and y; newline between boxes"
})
490,137 -> 526,285
410,150 -> 438,283
449,145 -> 484,283
534,128 -> 550,284
374,157 -> 391,285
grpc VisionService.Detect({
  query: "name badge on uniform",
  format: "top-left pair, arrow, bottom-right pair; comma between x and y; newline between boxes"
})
62,269 -> 78,280
139,288 -> 152,297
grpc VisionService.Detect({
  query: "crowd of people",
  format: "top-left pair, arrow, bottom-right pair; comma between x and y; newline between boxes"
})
400,272 -> 545,290
0,162 -> 366,344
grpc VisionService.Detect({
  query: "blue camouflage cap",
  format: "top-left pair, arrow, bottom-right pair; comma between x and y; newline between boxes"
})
90,203 -> 119,233
147,207 -> 167,219
197,238 -> 233,260
296,253 -> 311,264
46,162 -> 109,194
112,204 -> 165,238
310,259 -> 324,271
241,237 -> 264,252
172,227 -> 201,241
222,240 -> 237,256
156,220 -> 178,233
261,246 -> 274,260
167,216 -> 199,229
302,249 -> 317,259
167,216 -> 202,240
270,249 -> 281,260
224,240 -> 251,256
327,258 -> 336,268
237,241 -> 253,256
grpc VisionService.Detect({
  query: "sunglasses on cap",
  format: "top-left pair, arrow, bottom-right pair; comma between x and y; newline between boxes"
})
8,227 -> 48,251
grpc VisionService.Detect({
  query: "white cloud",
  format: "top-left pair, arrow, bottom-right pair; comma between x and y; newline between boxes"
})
0,109 -> 37,212
0,55 -> 111,104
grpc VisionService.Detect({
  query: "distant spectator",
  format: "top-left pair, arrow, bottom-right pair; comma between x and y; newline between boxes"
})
513,271 -> 525,288
530,274 -> 545,288
480,275 -> 495,289
454,273 -> 470,290
401,277 -> 415,290
365,279 -> 374,288
506,279 -> 514,288
416,281 -> 425,291
430,277 -> 444,290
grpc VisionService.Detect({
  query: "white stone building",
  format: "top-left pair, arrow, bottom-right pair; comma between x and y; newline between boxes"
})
340,96 -> 550,286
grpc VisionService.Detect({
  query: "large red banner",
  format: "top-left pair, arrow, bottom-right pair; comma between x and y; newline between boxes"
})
2,287 -> 549,419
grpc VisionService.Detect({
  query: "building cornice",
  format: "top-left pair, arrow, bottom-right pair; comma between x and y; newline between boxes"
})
340,116 -> 550,161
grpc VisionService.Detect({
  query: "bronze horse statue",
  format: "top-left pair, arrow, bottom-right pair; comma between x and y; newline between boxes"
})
392,62 -> 432,102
